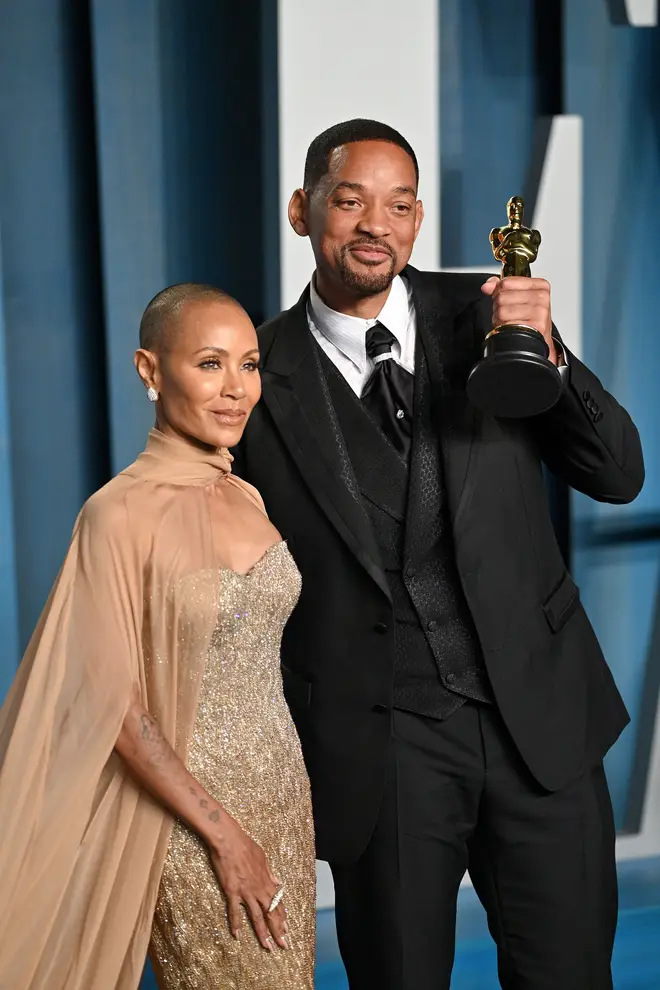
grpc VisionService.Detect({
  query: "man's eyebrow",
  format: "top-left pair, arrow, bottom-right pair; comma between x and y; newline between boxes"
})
331,181 -> 366,194
330,181 -> 416,197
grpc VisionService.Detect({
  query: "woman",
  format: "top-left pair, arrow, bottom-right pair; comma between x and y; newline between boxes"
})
0,284 -> 315,990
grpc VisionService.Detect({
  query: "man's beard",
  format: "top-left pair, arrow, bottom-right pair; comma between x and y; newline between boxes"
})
336,241 -> 397,296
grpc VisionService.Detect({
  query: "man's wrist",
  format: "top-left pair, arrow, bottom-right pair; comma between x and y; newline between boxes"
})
551,337 -> 563,365
551,336 -> 570,384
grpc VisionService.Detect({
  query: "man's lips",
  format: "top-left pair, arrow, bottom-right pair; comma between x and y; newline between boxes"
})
348,245 -> 392,264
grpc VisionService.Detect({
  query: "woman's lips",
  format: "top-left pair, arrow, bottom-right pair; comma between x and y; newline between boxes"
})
212,409 -> 246,425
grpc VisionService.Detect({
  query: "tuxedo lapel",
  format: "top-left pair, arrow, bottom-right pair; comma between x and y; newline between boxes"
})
260,291 -> 391,601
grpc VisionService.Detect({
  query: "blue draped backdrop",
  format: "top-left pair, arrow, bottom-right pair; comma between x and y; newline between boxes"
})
0,0 -> 658,942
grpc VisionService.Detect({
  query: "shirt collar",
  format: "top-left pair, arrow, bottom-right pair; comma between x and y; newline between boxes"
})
308,274 -> 411,373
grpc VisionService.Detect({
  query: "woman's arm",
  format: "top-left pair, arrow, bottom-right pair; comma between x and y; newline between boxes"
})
115,699 -> 288,951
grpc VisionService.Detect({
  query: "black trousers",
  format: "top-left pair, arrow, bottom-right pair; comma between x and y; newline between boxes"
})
330,704 -> 617,990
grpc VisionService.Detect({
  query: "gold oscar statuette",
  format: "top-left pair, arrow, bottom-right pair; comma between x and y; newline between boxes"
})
465,196 -> 563,418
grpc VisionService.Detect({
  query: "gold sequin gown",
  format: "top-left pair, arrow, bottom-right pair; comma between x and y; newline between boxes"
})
150,542 -> 316,989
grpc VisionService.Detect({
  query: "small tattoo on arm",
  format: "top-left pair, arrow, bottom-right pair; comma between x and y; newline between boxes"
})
200,799 -> 208,809
209,809 -> 220,823
140,714 -> 155,740
138,712 -> 175,770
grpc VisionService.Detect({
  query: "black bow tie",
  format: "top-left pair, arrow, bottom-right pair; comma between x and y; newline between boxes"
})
361,323 -> 414,460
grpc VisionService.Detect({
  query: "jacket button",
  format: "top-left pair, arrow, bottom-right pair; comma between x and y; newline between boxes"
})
372,703 -> 389,713
583,390 -> 591,401
405,566 -> 416,579
427,620 -> 438,632
374,622 -> 388,634
594,411 -> 603,423
445,673 -> 456,684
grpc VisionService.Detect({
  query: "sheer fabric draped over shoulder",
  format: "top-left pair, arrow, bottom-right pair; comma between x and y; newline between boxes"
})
0,429 -> 266,990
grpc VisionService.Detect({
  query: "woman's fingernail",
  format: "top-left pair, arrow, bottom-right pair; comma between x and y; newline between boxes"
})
233,929 -> 240,941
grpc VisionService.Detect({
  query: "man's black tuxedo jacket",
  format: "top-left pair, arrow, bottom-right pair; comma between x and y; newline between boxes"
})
232,266 -> 644,864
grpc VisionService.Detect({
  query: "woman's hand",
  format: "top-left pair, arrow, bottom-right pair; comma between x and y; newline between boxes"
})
208,811 -> 288,951
114,702 -> 288,950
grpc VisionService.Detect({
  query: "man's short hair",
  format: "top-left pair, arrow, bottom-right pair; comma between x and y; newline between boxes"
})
303,119 -> 419,196
139,283 -> 234,352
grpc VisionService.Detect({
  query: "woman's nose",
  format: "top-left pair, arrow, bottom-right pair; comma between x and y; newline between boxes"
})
222,371 -> 246,399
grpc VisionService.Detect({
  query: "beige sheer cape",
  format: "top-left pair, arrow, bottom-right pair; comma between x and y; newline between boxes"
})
0,430 -> 265,990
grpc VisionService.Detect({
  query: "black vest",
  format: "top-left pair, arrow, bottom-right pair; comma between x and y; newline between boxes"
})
321,350 -> 493,720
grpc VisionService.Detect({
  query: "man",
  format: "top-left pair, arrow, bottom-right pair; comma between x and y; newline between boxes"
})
232,119 -> 644,989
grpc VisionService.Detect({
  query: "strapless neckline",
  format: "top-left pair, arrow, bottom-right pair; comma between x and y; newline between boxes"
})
218,540 -> 287,579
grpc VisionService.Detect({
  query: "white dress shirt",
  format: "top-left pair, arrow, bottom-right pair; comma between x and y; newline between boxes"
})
308,275 -> 417,396
307,274 -> 567,394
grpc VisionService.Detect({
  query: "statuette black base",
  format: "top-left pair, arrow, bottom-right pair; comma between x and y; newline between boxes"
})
466,325 -> 563,419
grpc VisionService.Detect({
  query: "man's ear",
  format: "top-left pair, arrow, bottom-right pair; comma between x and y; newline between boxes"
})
288,188 -> 310,237
413,199 -> 424,241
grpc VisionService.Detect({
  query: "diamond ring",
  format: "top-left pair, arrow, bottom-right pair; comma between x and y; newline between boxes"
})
267,885 -> 285,913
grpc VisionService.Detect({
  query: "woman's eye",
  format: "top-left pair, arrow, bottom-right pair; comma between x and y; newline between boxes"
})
198,358 -> 259,371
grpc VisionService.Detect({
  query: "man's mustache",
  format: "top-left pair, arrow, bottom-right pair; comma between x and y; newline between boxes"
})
342,239 -> 394,258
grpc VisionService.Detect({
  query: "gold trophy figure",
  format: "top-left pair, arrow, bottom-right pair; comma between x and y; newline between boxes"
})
490,196 -> 540,276
466,196 -> 563,418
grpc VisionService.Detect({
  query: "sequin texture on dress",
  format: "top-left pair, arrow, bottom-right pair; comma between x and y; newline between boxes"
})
150,542 -> 315,989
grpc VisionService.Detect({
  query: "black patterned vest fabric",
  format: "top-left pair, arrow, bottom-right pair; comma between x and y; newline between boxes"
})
321,350 -> 493,720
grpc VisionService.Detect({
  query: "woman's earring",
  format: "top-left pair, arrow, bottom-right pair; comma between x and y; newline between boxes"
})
147,386 -> 159,403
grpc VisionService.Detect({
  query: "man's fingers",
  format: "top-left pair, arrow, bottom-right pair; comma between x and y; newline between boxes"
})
480,276 -> 499,296
494,275 -> 550,291
492,288 -> 548,303
490,277 -> 551,336
482,276 -> 551,300
493,305 -> 550,326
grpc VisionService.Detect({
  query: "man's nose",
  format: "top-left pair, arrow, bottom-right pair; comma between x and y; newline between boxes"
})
356,205 -> 391,239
